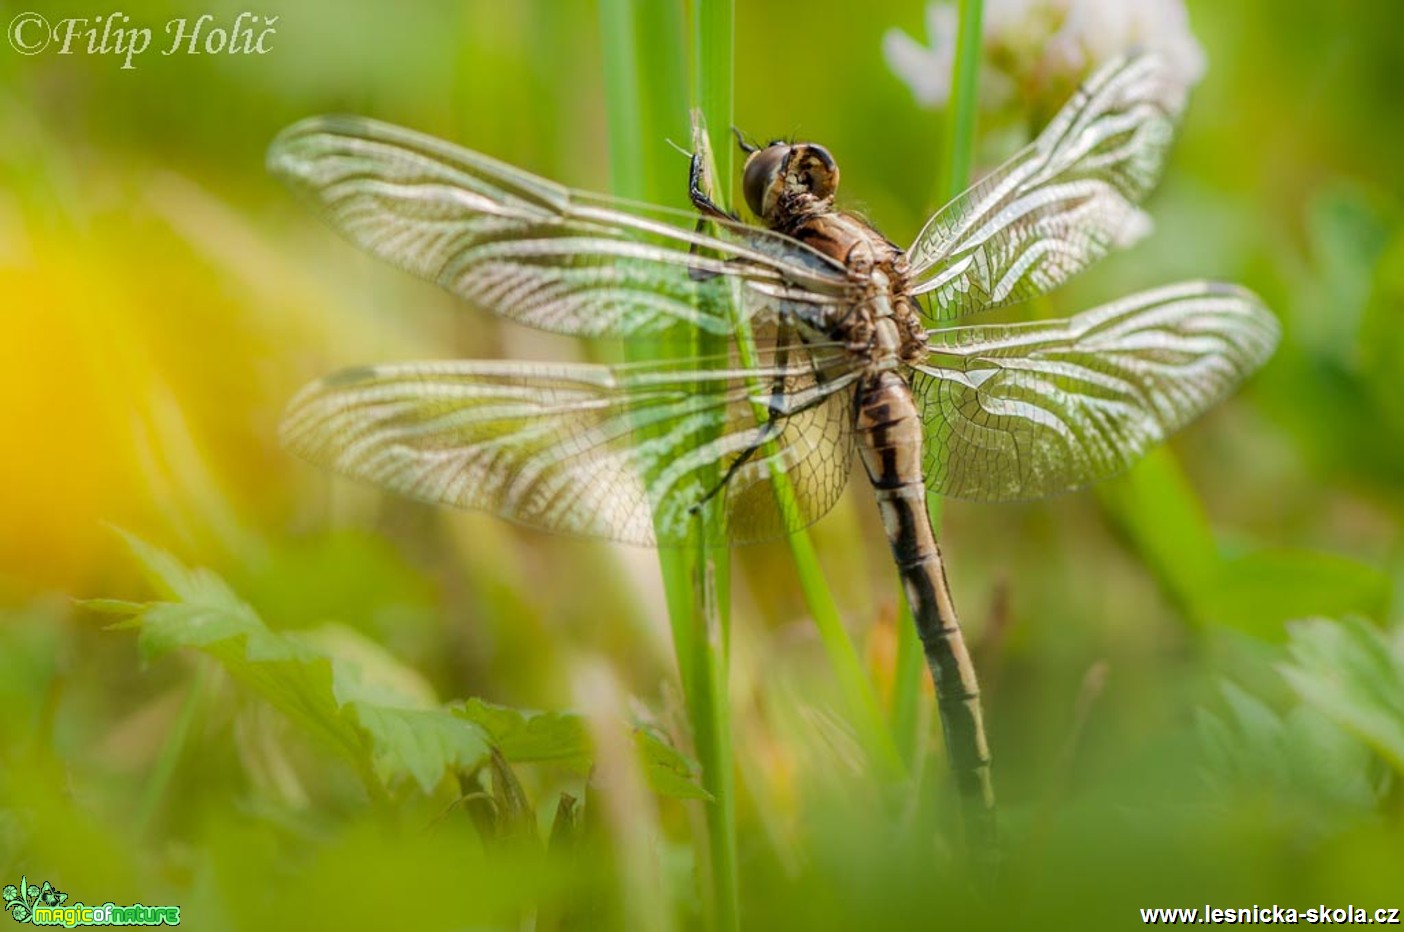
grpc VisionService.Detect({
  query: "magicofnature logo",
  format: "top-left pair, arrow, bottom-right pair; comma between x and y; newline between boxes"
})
3,877 -> 179,926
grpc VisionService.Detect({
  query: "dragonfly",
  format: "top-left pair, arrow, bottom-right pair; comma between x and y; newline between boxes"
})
268,54 -> 1279,853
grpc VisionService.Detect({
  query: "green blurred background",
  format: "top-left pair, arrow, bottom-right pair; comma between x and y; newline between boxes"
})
2,0 -> 1402,928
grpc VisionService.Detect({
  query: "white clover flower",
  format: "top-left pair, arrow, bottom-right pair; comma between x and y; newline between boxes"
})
882,3 -> 959,107
884,0 -> 1206,112
1048,0 -> 1206,91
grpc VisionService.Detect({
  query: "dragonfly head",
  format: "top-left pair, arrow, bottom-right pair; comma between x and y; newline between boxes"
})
742,141 -> 840,222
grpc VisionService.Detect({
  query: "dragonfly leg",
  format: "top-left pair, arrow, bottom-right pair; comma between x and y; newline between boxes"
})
686,153 -> 744,283
690,328 -> 808,513
689,152 -> 741,223
690,414 -> 784,513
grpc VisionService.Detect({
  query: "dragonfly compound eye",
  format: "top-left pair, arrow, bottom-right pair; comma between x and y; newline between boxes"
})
742,144 -> 790,220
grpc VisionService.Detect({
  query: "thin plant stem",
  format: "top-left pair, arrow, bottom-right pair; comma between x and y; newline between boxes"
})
603,0 -> 739,926
890,599 -> 926,768
599,2 -> 703,927
690,5 -> 740,928
940,0 -> 985,202
598,0 -> 646,198
599,0 -> 695,692
788,533 -> 904,779
134,661 -> 209,835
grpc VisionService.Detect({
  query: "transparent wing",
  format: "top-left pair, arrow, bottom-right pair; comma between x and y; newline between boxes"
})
268,116 -> 850,339
281,349 -> 861,546
906,54 -> 1187,319
911,281 -> 1279,501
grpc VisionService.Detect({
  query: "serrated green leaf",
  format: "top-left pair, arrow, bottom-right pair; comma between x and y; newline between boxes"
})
348,704 -> 491,792
456,699 -> 590,769
305,624 -> 438,710
133,596 -> 267,658
1280,617 -> 1404,775
111,534 -> 492,795
1218,681 -> 1288,774
635,727 -> 710,801
114,527 -> 216,602
1281,706 -> 1379,810
1199,670 -> 1383,821
1220,681 -> 1284,746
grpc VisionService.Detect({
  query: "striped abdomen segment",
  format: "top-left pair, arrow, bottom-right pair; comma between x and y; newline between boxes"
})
854,371 -> 996,850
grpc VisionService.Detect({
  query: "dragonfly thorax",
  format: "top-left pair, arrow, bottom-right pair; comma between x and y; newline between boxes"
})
840,269 -> 930,369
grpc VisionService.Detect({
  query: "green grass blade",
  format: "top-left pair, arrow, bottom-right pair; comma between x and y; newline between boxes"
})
939,0 -> 985,202
602,1 -> 739,927
690,5 -> 740,929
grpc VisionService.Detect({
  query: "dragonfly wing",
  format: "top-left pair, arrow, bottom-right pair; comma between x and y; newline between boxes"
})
281,351 -> 860,546
268,116 -> 849,339
912,282 -> 1279,501
906,54 -> 1186,319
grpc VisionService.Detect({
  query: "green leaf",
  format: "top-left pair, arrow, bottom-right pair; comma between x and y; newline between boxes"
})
349,704 -> 490,792
635,726 -> 711,801
79,598 -> 146,616
457,700 -> 709,800
1280,705 -> 1379,811
1199,673 -> 1381,820
1203,550 -> 1391,639
1197,683 -> 1286,786
110,534 -> 492,794
1220,682 -> 1286,752
109,533 -> 714,803
456,699 -> 590,770
1280,617 -> 1404,775
1298,183 -> 1392,364
305,623 -> 438,709
115,528 -> 214,601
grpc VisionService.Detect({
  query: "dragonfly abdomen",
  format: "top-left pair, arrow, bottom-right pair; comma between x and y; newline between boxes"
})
854,371 -> 996,847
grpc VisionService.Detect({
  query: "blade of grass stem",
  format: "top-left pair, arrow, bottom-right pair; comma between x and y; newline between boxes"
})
890,600 -> 925,766
690,5 -> 740,929
599,0 -> 697,681
598,0 -> 644,199
788,532 -> 904,779
938,0 -> 984,201
134,662 -> 210,835
602,1 -> 740,928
